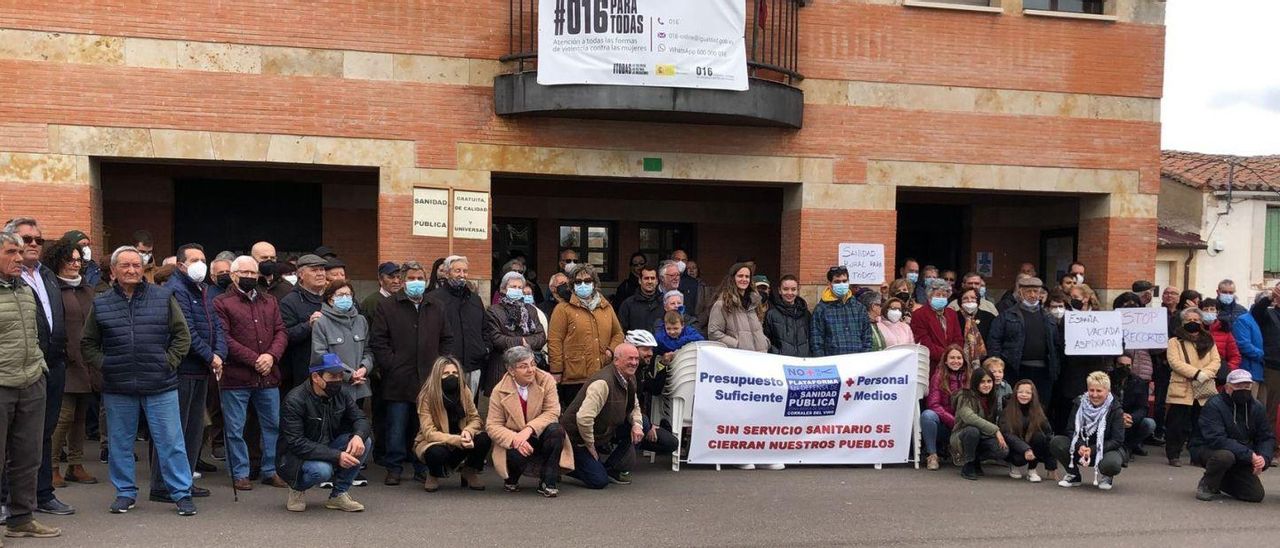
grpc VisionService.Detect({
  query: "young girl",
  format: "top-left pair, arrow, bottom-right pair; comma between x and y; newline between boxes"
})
655,311 -> 704,363
950,367 -> 1008,480
1001,380 -> 1056,482
920,346 -> 970,470
984,357 -> 1012,408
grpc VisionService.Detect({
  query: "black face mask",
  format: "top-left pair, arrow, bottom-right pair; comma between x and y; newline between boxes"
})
1184,322 -> 1201,333
215,273 -> 232,290
1232,389 -> 1252,406
1070,299 -> 1085,310
441,375 -> 460,395
237,277 -> 258,293
322,380 -> 342,398
894,292 -> 910,302
555,284 -> 572,302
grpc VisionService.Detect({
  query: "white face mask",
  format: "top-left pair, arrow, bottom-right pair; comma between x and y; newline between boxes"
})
81,246 -> 92,262
676,261 -> 687,274
1049,307 -> 1066,319
283,274 -> 299,285
186,261 -> 207,284
1075,274 -> 1084,284
886,309 -> 903,323
961,302 -> 978,314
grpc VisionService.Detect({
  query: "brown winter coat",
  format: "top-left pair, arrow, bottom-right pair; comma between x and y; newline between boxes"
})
1166,336 -> 1222,406
59,280 -> 98,393
486,370 -> 573,479
412,381 -> 482,459
547,294 -> 624,385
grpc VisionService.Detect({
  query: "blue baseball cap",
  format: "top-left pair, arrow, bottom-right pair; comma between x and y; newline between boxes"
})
310,353 -> 347,375
378,261 -> 400,276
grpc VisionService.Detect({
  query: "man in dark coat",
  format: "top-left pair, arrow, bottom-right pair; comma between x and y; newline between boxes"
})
7,217 -> 74,515
988,276 -> 1060,407
370,261 -> 452,485
278,254 -> 328,390
427,255 -> 487,394
1190,369 -> 1275,502
278,353 -> 370,513
617,266 -> 662,334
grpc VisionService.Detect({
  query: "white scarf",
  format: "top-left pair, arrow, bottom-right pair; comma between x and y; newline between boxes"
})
1073,393 -> 1114,473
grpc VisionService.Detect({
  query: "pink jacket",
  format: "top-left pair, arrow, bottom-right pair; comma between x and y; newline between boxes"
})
926,368 -> 967,429
878,320 -> 914,348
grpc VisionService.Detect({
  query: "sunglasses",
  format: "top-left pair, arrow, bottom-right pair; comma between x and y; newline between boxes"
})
631,261 -> 646,267
21,236 -> 45,246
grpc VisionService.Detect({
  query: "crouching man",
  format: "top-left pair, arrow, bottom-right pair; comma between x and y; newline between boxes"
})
279,353 -> 370,512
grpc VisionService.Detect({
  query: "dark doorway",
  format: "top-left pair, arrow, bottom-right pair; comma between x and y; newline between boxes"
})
492,217 -> 537,281
174,179 -> 322,255
895,203 -> 968,274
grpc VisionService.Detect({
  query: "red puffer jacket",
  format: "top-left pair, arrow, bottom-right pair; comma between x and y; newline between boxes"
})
213,289 -> 288,390
1210,321 -> 1242,374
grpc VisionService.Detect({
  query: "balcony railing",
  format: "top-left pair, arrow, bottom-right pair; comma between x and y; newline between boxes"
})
501,0 -> 805,86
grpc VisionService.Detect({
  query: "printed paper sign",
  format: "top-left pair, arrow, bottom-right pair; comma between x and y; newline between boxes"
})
411,188 -> 449,238
452,191 -> 489,240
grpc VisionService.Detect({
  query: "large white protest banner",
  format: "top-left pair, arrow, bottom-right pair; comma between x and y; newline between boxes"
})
538,0 -> 748,90
1064,311 -> 1124,356
1120,308 -> 1168,350
688,346 -> 917,465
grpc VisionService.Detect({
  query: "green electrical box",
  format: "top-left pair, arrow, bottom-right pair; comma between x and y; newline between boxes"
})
643,157 -> 663,172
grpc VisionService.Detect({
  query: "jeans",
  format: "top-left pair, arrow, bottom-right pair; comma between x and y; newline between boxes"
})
1165,401 -> 1201,461
0,377 -> 46,527
567,423 -> 638,489
637,415 -> 679,455
920,410 -> 951,455
505,423 -> 565,486
1005,431 -> 1058,471
1196,449 -> 1265,502
383,401 -> 426,476
104,390 -> 192,500
1126,414 -> 1156,454
151,376 -> 207,496
295,433 -> 369,497
1050,435 -> 1123,478
38,360 -> 65,504
52,392 -> 94,464
221,387 -> 280,480
421,432 -> 492,478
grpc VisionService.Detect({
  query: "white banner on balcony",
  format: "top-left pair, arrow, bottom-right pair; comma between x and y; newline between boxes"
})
537,0 -> 748,91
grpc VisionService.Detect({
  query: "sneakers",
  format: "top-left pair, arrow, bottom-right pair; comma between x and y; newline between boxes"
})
352,472 -> 368,487
536,482 -> 559,498
1196,478 -> 1218,501
925,454 -> 939,471
760,464 -> 785,471
109,497 -> 136,514
324,493 -> 364,512
192,471 -> 202,480
5,520 -> 61,538
319,482 -> 335,489
35,498 -> 74,515
1097,475 -> 1113,491
736,464 -> 756,470
1027,468 -> 1043,483
174,497 -> 197,516
607,470 -> 632,485
950,445 -> 965,467
503,481 -> 520,493
1058,473 -> 1082,488
286,489 -> 307,512
1009,465 -> 1025,479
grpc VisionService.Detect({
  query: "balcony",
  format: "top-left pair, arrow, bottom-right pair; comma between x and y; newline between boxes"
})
494,0 -> 806,129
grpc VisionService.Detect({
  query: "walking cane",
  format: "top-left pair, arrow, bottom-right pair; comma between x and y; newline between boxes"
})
214,368 -> 238,503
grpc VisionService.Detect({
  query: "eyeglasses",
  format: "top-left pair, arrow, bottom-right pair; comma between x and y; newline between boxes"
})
67,258 -> 83,264
21,236 -> 44,246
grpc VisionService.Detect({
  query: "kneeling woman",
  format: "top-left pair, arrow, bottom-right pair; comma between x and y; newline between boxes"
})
1001,380 -> 1057,482
949,367 -> 1009,480
413,356 -> 492,492
1051,371 -> 1125,491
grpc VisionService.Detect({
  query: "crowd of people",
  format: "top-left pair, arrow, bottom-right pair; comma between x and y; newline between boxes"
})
0,216 -> 1277,536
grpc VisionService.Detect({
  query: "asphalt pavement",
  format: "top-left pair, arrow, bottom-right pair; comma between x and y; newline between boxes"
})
14,448 -> 1280,548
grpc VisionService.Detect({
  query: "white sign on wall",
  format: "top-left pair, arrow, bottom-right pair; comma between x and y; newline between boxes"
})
411,188 -> 449,238
838,243 -> 885,285
537,0 -> 748,91
452,190 -> 489,240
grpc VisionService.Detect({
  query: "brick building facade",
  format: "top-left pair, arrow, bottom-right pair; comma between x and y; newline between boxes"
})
0,0 -> 1164,300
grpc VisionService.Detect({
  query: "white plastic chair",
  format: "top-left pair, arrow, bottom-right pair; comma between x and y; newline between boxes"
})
661,340 -> 726,471
908,344 -> 931,469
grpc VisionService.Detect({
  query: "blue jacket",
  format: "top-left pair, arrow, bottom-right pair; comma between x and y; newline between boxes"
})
83,281 -> 190,395
655,324 -> 704,355
987,305 -> 1060,382
810,289 -> 872,357
165,270 -> 227,377
1230,311 -> 1265,380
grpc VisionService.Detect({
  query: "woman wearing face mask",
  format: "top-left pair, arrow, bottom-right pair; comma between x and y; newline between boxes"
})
523,285 -> 550,352
547,264 -> 625,407
1198,298 -> 1242,389
1001,380 -> 1056,482
1164,307 -> 1222,467
485,272 -> 548,390
877,298 -> 914,348
45,239 -> 100,485
427,257 -> 448,292
707,262 -> 769,353
763,275 -> 811,357
1052,371 -> 1126,490
887,278 -> 918,317
655,290 -> 702,336
859,291 -> 886,352
311,281 -> 374,402
950,367 -> 1009,480
911,279 -> 963,374
413,357 -> 491,492
954,288 -> 992,367
921,346 -> 970,470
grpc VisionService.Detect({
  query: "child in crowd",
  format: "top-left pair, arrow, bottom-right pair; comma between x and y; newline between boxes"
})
1001,380 -> 1057,482
949,366 -> 1008,480
985,357 -> 1012,408
656,311 -> 704,364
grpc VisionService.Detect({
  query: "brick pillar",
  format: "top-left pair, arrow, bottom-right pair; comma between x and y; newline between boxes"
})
1078,193 -> 1157,302
782,182 -> 897,304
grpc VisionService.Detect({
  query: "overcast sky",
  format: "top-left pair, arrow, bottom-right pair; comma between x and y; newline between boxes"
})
1162,1 -> 1280,155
